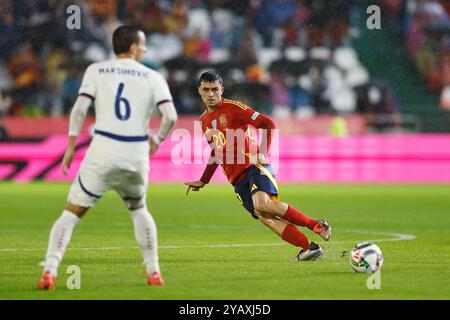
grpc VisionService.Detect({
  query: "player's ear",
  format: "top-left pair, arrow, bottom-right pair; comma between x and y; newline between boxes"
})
129,43 -> 137,55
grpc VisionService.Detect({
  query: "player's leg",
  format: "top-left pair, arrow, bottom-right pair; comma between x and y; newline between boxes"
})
128,204 -> 163,285
115,169 -> 164,285
252,191 -> 331,240
39,166 -> 107,289
250,164 -> 331,240
254,210 -> 323,261
253,210 -> 309,250
235,174 -> 312,253
234,171 -> 322,260
39,203 -> 88,290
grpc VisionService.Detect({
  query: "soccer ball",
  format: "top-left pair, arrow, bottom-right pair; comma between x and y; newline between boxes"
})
349,242 -> 383,273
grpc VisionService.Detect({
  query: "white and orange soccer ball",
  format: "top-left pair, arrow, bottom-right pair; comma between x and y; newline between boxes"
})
350,242 -> 384,273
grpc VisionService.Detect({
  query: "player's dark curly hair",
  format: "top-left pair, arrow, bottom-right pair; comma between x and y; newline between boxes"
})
197,71 -> 224,87
112,25 -> 142,55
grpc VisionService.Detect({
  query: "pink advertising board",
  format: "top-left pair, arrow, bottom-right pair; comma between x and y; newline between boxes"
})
1,134 -> 450,183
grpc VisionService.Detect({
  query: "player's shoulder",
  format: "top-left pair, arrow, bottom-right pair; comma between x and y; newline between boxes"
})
222,98 -> 252,111
137,64 -> 168,85
147,67 -> 166,82
83,61 -> 102,73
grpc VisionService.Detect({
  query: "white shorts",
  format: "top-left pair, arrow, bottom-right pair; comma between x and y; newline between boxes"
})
67,159 -> 149,209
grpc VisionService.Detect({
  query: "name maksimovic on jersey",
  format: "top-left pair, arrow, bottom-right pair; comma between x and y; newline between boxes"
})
98,67 -> 150,78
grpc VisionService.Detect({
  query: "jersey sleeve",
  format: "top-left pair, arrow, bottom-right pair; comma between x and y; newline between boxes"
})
233,103 -> 264,127
232,103 -> 276,155
200,161 -> 219,184
78,64 -> 97,99
152,73 -> 173,108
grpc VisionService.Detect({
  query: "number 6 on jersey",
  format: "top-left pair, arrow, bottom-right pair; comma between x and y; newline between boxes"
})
115,82 -> 131,120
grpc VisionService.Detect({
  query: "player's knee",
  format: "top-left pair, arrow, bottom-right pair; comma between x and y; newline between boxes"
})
253,209 -> 263,219
123,196 -> 146,211
66,203 -> 89,218
253,199 -> 271,214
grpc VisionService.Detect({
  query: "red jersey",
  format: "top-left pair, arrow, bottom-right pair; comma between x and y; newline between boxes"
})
199,98 -> 275,185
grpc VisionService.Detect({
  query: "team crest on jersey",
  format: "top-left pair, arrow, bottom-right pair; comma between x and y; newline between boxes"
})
219,114 -> 228,128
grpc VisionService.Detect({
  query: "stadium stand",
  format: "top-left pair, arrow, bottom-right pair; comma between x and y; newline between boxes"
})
0,0 -> 448,134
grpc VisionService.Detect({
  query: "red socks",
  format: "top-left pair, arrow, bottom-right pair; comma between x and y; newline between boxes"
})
283,205 -> 317,231
281,224 -> 309,250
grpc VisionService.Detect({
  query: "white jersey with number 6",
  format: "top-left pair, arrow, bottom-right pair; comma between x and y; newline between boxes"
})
78,58 -> 173,171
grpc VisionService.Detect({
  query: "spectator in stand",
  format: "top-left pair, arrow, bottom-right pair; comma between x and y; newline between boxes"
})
101,12 -> 123,54
7,43 -> 44,114
184,29 -> 212,63
269,71 -> 292,118
380,0 -> 404,18
355,80 -> 403,132
45,49 -> 70,116
304,0 -> 354,48
125,0 -> 160,33
325,0 -> 354,48
252,1 -> 297,47
209,4 -> 234,48
163,0 -> 188,36
89,0 -> 117,19
0,0 -> 19,61
427,39 -> 450,93
0,90 -> 11,140
282,18 -> 300,47
441,0 -> 450,16
406,9 -> 428,59
391,0 -> 450,97
235,28 -> 260,67
1,0 -> 368,118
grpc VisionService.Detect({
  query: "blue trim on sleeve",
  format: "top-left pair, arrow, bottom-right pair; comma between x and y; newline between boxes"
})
78,93 -> 95,100
95,129 -> 148,142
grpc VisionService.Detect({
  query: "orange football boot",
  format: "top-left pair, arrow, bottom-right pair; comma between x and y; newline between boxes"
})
38,271 -> 56,290
147,271 -> 164,286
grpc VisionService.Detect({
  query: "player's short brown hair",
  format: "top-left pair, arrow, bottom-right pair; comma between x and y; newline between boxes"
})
112,25 -> 142,55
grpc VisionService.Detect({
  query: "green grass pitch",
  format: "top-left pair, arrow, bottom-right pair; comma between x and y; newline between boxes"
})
0,182 -> 449,300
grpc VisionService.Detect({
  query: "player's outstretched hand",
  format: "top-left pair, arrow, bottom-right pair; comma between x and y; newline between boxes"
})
184,180 -> 206,195
61,149 -> 74,175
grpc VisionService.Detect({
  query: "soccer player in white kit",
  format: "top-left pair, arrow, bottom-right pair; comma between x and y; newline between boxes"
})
38,26 -> 178,289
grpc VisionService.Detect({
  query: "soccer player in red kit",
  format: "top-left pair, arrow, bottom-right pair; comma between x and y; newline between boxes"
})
185,71 -> 332,261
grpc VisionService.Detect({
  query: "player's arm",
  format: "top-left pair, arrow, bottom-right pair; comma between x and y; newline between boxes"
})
149,101 -> 178,156
149,74 -> 178,155
185,152 -> 219,195
62,95 -> 92,175
253,113 -> 276,161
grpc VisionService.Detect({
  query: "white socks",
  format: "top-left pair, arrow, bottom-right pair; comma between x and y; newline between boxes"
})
129,207 -> 160,276
42,207 -> 160,278
43,210 -> 80,277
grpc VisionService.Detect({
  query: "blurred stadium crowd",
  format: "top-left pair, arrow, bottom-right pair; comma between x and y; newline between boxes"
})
0,0 -> 447,124
380,0 -> 450,108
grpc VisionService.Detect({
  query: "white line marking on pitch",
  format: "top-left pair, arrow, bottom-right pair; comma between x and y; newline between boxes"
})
0,229 -> 416,252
